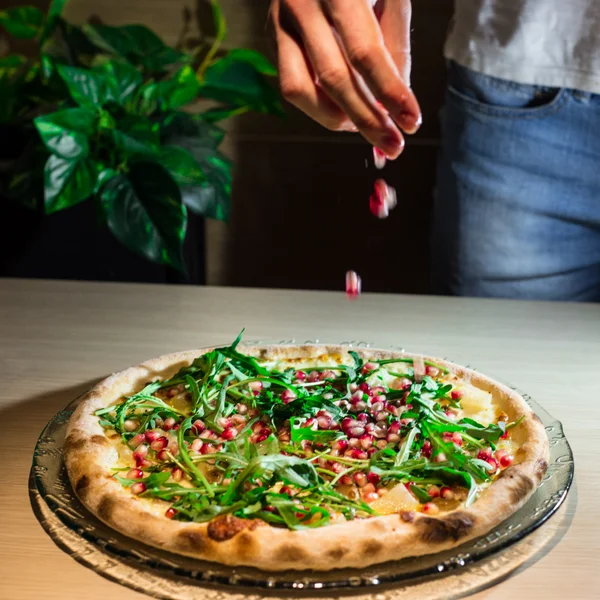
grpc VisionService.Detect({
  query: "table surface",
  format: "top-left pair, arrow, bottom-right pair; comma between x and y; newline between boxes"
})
1,279 -> 598,600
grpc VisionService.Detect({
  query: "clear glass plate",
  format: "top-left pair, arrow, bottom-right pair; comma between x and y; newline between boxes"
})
30,341 -> 574,594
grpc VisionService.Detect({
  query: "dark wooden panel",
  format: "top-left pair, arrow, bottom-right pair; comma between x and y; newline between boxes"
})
220,138 -> 438,294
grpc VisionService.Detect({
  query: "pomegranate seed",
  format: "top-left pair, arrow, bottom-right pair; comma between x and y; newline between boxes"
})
339,475 -> 353,485
440,486 -> 454,500
191,419 -> 205,435
367,471 -> 381,485
434,452 -> 447,463
487,458 -> 499,473
307,370 -> 321,383
359,433 -> 374,449
367,447 -> 378,456
388,421 -> 401,434
373,146 -> 386,169
131,482 -> 146,495
144,430 -> 162,443
356,412 -> 369,422
500,430 -> 510,440
377,487 -> 388,496
163,417 -> 177,430
191,438 -> 203,453
280,486 -> 293,496
150,436 -> 168,451
217,417 -> 232,429
126,468 -> 143,479
371,385 -> 386,396
422,502 -> 439,514
364,492 -> 380,503
452,432 -> 463,446
375,410 -> 388,422
255,432 -> 270,443
425,366 -> 440,377
450,389 -> 463,400
221,427 -> 238,441
294,371 -> 306,381
350,449 -> 368,460
123,419 -> 139,432
345,270 -> 362,300
133,444 -> 148,461
157,449 -> 170,461
353,472 -> 367,487
427,485 -> 441,498
281,389 -> 297,404
421,440 -> 433,458
477,448 -> 493,461
341,416 -> 355,430
171,467 -> 183,482
391,377 -> 412,390
370,180 -> 391,219
376,439 -> 388,449
165,507 -> 177,519
231,414 -> 247,427
248,380 -> 262,392
386,432 -> 401,443
317,415 -> 332,429
130,433 -> 145,448
333,439 -> 348,452
359,382 -> 372,393
370,400 -> 385,413
348,425 -> 366,438
495,450 -> 513,468
362,482 -> 376,495
348,438 -> 361,448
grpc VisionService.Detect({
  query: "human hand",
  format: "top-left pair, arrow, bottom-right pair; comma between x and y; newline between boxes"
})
270,0 -> 421,159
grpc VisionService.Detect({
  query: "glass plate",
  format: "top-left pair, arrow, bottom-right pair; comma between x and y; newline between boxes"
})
30,341 -> 574,594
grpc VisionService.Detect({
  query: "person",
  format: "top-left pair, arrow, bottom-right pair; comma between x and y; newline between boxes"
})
270,0 -> 600,302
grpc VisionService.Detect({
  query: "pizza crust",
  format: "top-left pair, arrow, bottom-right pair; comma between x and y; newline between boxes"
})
64,345 -> 549,571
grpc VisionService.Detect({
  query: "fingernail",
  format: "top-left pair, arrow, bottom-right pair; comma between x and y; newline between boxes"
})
397,112 -> 422,135
381,135 -> 405,159
340,121 -> 359,132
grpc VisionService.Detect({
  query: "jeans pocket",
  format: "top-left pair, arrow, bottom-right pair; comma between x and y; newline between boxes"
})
446,60 -> 567,119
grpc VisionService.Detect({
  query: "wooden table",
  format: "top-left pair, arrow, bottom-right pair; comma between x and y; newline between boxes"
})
1,279 -> 598,599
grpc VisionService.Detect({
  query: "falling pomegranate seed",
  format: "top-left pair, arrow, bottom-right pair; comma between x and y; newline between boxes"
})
131,482 -> 147,495
345,270 -> 362,300
369,179 -> 397,219
126,468 -> 143,480
221,427 -> 238,441
373,147 -> 387,169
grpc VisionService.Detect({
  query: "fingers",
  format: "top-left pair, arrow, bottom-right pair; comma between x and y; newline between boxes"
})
325,0 -> 421,134
271,0 -> 354,131
283,0 -> 404,157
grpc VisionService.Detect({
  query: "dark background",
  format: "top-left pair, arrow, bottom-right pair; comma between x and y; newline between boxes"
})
0,0 -> 454,292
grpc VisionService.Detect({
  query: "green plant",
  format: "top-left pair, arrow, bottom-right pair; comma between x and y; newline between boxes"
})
0,0 -> 282,270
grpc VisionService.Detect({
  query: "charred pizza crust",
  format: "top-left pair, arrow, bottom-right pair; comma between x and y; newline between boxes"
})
64,345 -> 549,571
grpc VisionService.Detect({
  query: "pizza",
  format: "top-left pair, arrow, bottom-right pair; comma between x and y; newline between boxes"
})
64,333 -> 549,571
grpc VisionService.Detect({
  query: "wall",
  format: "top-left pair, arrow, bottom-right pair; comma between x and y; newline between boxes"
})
3,0 -> 454,293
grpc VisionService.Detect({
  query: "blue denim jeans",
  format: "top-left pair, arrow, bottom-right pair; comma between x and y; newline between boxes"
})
432,61 -> 600,301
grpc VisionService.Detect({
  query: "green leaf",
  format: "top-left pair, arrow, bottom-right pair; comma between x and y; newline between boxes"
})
112,115 -> 160,155
43,155 -> 98,213
57,65 -> 107,108
227,49 -> 277,76
200,54 -> 283,115
0,6 -> 44,39
210,0 -> 227,40
199,105 -> 246,123
99,162 -> 187,270
94,60 -> 142,105
165,65 -> 199,109
0,55 -> 27,68
161,112 -> 225,147
159,146 -> 206,186
83,23 -> 135,58
34,108 -> 96,159
40,0 -> 69,45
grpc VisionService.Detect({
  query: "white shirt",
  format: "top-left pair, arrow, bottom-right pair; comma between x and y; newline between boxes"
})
445,0 -> 600,94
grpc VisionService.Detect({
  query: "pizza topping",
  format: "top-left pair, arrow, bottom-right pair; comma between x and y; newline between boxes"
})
95,333 -> 525,530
